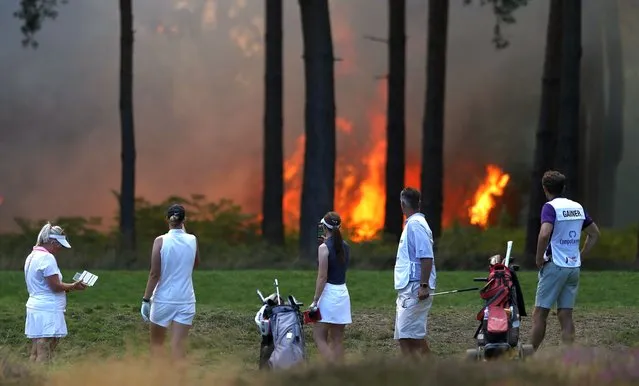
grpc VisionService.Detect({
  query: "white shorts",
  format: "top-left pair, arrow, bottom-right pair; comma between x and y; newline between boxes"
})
150,302 -> 196,328
317,283 -> 352,325
25,308 -> 67,339
394,282 -> 434,340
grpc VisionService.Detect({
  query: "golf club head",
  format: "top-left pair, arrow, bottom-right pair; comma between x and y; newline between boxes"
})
288,295 -> 303,308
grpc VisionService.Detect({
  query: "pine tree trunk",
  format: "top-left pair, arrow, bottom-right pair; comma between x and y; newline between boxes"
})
119,0 -> 136,256
580,0 -> 605,223
299,0 -> 336,260
421,0 -> 449,242
598,0 -> 624,226
383,0 -> 406,242
635,223 -> 639,269
262,0 -> 285,245
524,0 -> 563,261
554,0 -> 582,198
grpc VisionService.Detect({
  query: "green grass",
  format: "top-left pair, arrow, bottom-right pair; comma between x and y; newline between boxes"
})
1,270 -> 638,368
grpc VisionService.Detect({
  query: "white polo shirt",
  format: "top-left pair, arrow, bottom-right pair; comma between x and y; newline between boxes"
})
394,213 -> 436,290
24,246 -> 66,312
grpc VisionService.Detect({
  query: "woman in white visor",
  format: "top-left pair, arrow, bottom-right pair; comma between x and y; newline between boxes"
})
310,211 -> 352,363
24,222 -> 86,363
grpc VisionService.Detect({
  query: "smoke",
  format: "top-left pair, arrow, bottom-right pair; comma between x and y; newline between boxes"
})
0,0 -> 635,232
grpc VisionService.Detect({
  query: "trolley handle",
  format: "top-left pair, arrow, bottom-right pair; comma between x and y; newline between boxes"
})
473,277 -> 488,282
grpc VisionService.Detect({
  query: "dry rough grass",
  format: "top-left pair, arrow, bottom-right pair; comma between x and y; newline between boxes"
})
2,347 -> 639,386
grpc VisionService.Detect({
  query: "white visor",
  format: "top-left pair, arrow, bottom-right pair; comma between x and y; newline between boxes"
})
50,234 -> 72,248
320,217 -> 339,229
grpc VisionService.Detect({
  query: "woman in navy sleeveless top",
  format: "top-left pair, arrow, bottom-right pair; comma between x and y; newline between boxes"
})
310,211 -> 351,363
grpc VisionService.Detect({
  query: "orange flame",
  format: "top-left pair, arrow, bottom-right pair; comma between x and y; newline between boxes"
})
468,165 -> 510,228
345,85 -> 386,241
278,3 -> 510,240
282,84 -> 511,239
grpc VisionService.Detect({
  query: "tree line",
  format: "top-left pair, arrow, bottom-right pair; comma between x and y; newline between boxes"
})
13,0 -> 633,265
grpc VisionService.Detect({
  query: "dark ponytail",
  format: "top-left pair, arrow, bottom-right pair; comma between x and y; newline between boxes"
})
333,228 -> 345,264
323,211 -> 345,265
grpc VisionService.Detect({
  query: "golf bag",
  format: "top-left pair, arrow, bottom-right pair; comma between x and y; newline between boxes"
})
255,289 -> 306,370
473,257 -> 527,359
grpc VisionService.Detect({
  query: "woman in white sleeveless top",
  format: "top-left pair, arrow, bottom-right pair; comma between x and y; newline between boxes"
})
140,204 -> 200,360
24,223 -> 86,363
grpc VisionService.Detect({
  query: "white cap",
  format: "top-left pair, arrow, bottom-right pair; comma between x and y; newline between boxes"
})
50,234 -> 72,248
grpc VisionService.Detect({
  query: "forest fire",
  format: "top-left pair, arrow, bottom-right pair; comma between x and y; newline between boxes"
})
146,0 -> 512,240
282,84 -> 510,240
468,165 -> 510,228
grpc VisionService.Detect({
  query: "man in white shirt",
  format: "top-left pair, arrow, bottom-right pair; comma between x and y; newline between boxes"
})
393,187 -> 437,356
531,171 -> 600,350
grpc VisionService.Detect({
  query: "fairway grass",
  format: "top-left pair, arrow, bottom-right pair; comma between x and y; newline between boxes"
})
1,270 -> 638,368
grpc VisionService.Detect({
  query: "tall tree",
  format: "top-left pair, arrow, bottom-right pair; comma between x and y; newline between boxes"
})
553,0 -> 582,198
598,0 -> 624,226
383,0 -> 406,242
421,0 -> 449,242
298,0 -> 336,260
119,0 -> 136,254
636,223 -> 639,269
262,0 -> 285,245
524,0 -> 563,260
580,0 -> 605,223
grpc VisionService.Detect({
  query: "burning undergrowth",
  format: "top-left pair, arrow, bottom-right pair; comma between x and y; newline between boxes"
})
282,83 -> 517,241
3,346 -> 639,386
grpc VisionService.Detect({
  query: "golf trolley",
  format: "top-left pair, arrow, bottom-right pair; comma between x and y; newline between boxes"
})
255,279 -> 315,370
465,241 -> 535,361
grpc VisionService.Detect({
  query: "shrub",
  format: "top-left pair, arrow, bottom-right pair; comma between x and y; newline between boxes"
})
0,194 -> 635,270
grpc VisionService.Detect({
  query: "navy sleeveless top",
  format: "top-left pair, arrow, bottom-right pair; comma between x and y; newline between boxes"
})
323,237 -> 350,285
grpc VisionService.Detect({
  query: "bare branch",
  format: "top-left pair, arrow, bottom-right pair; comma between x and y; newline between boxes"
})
363,35 -> 388,44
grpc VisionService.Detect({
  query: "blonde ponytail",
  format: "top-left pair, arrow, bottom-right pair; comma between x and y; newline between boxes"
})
36,222 -> 52,246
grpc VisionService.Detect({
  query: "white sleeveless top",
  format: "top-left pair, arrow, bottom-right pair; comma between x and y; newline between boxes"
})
151,229 -> 197,304
24,246 -> 66,311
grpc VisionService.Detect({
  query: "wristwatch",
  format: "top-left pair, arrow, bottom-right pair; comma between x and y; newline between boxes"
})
142,298 -> 150,303
420,283 -> 429,289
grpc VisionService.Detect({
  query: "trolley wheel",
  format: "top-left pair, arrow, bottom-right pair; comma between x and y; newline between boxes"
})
519,344 -> 535,360
465,348 -> 480,361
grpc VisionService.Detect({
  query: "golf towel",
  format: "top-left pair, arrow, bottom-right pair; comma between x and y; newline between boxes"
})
317,283 -> 352,324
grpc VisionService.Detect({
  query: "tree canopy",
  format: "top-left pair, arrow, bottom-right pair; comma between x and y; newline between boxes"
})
13,0 -> 67,48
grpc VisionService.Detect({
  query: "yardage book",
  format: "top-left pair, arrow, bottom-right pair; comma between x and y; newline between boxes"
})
72,271 -> 99,286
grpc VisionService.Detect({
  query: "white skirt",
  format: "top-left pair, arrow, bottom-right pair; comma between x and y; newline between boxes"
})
25,308 -> 67,339
317,283 -> 352,325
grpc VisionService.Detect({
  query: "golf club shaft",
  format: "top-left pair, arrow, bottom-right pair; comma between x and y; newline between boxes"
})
256,289 -> 265,302
504,240 -> 513,266
431,287 -> 479,296
274,279 -> 281,305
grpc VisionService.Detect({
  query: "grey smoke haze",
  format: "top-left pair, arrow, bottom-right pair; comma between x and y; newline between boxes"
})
0,0 -> 636,232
